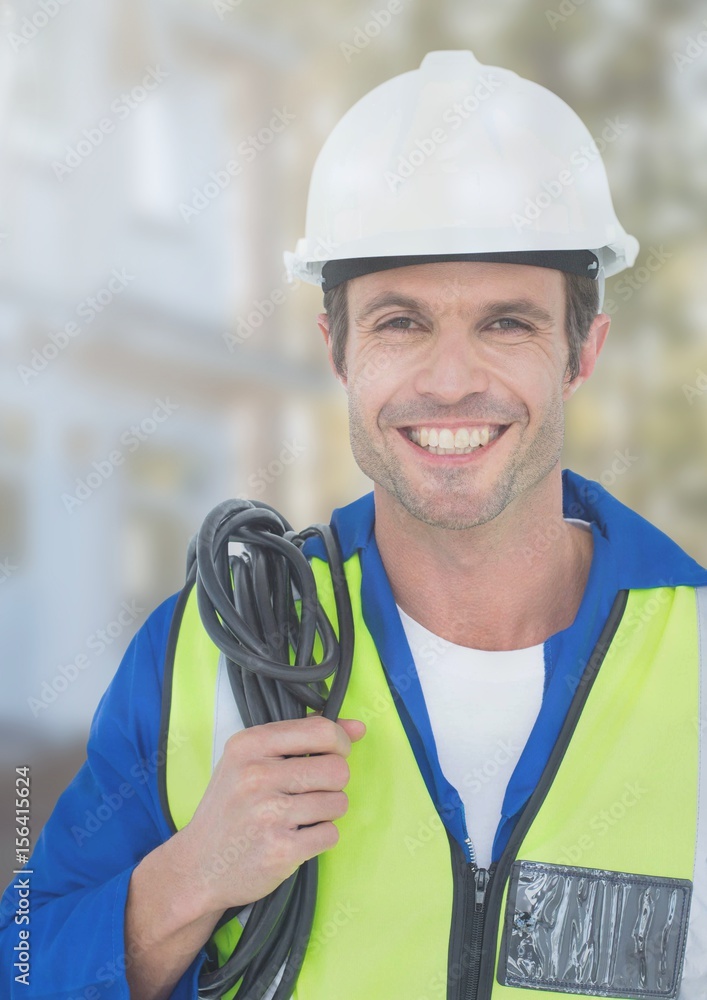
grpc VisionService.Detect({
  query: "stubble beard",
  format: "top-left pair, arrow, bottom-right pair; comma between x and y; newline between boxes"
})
347,386 -> 566,531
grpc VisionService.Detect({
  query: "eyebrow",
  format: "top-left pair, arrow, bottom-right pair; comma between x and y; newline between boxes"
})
354,292 -> 556,327
354,292 -> 425,324
480,298 -> 556,326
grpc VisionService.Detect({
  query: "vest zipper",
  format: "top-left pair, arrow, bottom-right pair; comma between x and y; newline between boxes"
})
448,834 -> 497,1000
461,862 -> 493,1000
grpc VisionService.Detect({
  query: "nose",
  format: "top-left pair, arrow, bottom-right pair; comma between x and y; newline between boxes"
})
413,323 -> 491,404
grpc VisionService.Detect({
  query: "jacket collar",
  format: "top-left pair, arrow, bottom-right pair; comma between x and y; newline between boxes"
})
306,468 -> 707,588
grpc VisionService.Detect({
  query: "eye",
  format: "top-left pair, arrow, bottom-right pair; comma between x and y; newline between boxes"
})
374,315 -> 419,331
489,317 -> 534,332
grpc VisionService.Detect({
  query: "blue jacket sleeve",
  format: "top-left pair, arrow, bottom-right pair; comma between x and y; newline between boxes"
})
0,590 -> 208,1000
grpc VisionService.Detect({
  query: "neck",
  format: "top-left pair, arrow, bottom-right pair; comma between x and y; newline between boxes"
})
373,466 -> 593,651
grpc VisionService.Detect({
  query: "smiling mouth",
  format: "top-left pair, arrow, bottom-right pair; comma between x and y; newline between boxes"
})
401,424 -> 508,455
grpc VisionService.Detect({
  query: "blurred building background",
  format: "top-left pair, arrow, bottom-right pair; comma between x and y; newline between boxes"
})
0,0 -> 706,883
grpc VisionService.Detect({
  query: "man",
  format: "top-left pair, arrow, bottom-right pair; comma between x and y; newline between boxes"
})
2,49 -> 707,1000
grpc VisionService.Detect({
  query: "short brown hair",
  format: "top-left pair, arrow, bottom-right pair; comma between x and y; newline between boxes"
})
322,270 -> 599,384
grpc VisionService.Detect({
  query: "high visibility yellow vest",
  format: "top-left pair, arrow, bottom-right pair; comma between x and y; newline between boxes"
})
158,552 -> 707,999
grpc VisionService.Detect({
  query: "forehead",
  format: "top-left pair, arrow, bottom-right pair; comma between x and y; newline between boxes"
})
348,260 -> 565,318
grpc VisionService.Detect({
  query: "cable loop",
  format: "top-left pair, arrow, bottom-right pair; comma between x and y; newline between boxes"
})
193,498 -> 354,998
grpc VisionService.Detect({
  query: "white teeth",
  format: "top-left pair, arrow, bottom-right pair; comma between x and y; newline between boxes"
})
406,424 -> 503,454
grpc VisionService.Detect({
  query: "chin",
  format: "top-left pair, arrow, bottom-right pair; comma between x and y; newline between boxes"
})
396,485 -> 503,531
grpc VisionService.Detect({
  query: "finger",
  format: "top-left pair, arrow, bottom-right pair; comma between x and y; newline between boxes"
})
253,716 -> 355,760
275,753 -> 350,794
336,718 -> 366,742
307,714 -> 366,742
309,708 -> 367,741
291,821 -> 340,860
277,790 -> 349,829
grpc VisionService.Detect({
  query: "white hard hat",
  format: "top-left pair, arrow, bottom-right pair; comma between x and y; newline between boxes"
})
284,50 -> 639,310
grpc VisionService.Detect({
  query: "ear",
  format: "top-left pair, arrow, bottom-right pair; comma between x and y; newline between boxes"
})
563,312 -> 611,401
317,312 -> 347,389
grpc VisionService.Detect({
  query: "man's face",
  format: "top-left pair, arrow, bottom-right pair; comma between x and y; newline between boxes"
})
322,260 -> 598,530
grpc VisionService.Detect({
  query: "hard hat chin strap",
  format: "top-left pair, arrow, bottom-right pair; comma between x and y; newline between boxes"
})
597,266 -> 606,314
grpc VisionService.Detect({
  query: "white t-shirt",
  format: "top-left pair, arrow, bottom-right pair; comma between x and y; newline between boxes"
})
396,517 -> 592,869
397,606 -> 543,868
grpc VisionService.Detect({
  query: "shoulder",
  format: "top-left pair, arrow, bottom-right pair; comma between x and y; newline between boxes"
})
88,586 -> 186,753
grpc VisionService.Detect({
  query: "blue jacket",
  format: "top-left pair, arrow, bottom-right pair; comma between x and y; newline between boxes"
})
2,470 -> 706,999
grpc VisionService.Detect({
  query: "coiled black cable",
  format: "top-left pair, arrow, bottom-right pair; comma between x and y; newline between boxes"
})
187,498 -> 354,999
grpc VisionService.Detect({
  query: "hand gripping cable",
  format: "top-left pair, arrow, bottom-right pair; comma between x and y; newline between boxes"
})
185,498 -> 354,999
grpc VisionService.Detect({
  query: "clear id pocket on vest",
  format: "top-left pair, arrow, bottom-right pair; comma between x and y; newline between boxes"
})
498,860 -> 692,997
